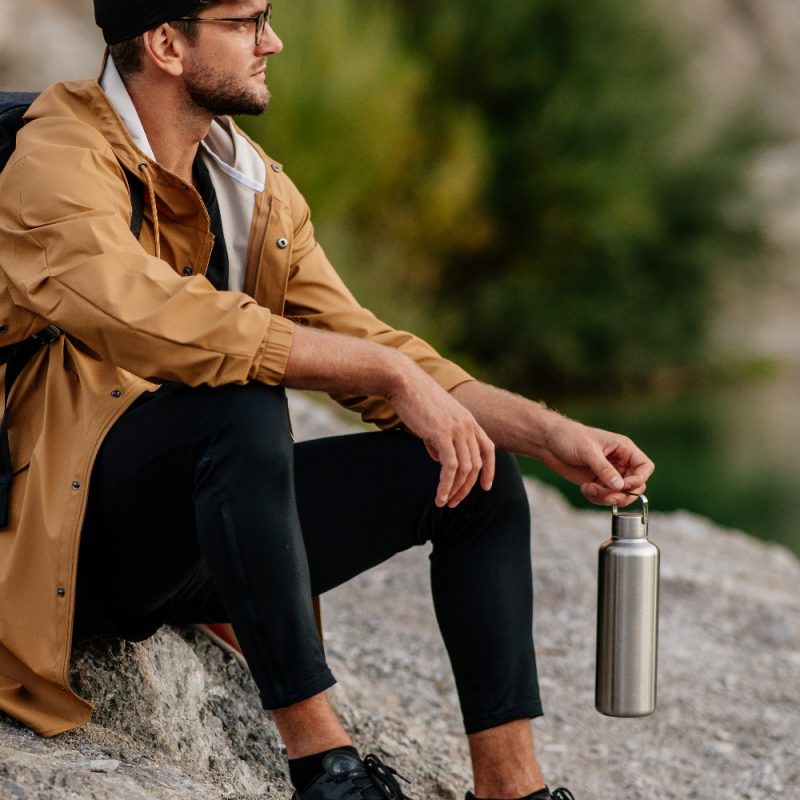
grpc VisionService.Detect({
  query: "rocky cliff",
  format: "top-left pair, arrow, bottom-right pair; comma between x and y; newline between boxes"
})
1,392 -> 798,800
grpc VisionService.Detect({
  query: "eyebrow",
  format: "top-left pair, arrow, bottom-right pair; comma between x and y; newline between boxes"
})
226,2 -> 267,15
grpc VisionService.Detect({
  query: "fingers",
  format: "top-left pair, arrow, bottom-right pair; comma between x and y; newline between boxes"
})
579,430 -> 654,498
614,440 -> 655,484
579,435 -> 651,506
583,450 -> 625,493
478,429 -> 496,491
431,419 -> 495,509
582,480 -> 647,506
434,439 -> 459,508
444,433 -> 480,507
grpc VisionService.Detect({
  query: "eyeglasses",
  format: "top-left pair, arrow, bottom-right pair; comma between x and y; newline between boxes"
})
174,4 -> 272,47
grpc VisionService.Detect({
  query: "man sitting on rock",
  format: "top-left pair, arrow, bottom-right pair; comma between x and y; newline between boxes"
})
0,2 -> 653,799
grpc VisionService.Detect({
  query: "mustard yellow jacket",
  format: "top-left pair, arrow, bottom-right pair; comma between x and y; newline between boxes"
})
0,80 -> 472,737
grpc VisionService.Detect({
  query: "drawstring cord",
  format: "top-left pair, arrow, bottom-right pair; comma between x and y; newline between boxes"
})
137,161 -> 161,260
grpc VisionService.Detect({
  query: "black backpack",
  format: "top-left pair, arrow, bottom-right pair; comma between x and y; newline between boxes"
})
0,91 -> 146,228
0,91 -> 146,527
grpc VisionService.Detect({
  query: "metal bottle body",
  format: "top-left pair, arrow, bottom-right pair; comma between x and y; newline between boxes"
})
595,500 -> 659,717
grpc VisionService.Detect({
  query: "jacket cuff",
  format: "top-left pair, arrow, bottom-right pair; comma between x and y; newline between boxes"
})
427,362 -> 475,393
254,315 -> 295,385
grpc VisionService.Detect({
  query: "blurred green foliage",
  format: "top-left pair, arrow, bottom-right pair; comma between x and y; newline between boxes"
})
240,0 -> 767,394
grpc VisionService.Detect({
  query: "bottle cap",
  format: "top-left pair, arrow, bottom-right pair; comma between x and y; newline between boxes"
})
611,494 -> 649,539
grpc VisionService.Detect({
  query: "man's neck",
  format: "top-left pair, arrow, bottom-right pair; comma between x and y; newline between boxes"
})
125,76 -> 213,185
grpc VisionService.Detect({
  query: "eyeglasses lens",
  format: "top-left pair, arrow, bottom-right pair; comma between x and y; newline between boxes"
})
256,5 -> 271,45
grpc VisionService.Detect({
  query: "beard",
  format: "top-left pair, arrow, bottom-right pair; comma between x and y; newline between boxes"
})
184,62 -> 271,117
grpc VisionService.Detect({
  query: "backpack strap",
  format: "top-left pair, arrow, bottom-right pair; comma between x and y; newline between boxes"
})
0,325 -> 61,527
122,166 -> 146,241
0,93 -> 40,174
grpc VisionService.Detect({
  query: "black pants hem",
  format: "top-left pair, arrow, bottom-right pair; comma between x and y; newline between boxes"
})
260,667 -> 338,711
463,701 -> 545,735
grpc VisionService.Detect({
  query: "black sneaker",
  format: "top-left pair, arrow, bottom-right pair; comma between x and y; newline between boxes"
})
465,788 -> 575,800
293,749 -> 413,800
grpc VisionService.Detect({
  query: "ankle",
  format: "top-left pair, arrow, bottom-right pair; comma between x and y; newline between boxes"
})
271,691 -> 351,758
473,776 -> 546,799
468,720 -> 546,800
289,745 -> 360,792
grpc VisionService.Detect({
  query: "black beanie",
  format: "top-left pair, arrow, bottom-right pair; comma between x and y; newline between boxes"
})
94,0 -> 203,45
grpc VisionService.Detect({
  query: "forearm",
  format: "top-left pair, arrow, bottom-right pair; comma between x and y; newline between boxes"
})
282,323 -> 412,397
452,380 -> 654,504
450,380 -> 565,458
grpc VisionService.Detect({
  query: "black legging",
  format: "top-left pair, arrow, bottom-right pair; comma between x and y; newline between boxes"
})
73,381 -> 542,734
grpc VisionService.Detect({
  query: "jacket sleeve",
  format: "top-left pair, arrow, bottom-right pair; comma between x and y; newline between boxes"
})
0,117 -> 294,387
280,173 -> 474,430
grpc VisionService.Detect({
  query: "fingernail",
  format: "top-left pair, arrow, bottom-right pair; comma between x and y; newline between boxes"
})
610,476 -> 624,490
585,484 -> 597,497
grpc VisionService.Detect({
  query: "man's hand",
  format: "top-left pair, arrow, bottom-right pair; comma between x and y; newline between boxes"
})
451,381 -> 654,507
387,371 -> 495,508
536,416 -> 652,507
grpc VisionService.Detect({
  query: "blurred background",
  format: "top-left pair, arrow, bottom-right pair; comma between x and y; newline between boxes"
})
3,0 -> 800,556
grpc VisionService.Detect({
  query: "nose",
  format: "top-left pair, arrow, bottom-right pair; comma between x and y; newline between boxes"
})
258,23 -> 283,56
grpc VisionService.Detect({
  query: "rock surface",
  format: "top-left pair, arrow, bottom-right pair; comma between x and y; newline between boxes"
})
1,391 -> 799,800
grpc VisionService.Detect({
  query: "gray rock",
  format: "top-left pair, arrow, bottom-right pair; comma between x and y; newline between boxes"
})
0,392 -> 798,799
89,759 -> 121,773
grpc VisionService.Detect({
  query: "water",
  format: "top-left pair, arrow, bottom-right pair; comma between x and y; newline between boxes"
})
519,369 -> 800,558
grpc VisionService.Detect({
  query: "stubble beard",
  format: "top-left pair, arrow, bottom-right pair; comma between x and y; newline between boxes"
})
184,63 -> 271,117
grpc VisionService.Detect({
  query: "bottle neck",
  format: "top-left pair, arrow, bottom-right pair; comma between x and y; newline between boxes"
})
612,513 -> 648,539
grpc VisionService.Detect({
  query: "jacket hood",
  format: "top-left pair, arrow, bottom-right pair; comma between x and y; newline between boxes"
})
24,81 -> 183,191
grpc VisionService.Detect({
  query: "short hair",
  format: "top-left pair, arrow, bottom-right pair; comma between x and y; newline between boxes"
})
109,0 -> 225,78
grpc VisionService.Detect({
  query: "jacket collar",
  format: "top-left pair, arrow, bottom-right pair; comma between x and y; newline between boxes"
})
99,56 -> 157,162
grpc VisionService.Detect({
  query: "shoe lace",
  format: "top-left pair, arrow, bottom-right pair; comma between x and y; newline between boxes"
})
551,789 -> 576,800
333,754 -> 412,800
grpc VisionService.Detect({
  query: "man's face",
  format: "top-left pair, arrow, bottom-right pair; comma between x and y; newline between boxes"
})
180,1 -> 282,117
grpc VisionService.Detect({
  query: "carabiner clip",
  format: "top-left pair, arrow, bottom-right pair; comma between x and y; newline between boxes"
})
612,493 -> 648,526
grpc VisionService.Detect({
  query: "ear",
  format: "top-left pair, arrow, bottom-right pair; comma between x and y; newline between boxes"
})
141,24 -> 188,78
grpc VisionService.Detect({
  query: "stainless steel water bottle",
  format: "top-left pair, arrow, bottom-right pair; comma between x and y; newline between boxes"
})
595,494 -> 659,717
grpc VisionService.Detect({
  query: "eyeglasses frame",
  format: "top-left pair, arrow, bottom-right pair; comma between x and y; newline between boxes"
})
173,4 -> 272,47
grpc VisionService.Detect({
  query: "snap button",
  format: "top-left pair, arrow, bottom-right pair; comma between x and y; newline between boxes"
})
0,324 -> 7,334
111,389 -> 122,398
271,163 -> 282,173
71,480 -> 81,490
276,237 -> 289,250
182,266 -> 193,276
57,587 -> 66,598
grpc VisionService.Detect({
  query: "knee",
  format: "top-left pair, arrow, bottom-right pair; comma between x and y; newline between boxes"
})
488,450 -> 530,520
429,450 -> 530,555
194,383 -> 293,473
470,450 -> 531,546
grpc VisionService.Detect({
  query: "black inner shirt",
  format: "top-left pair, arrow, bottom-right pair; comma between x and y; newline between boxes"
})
192,152 -> 230,291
